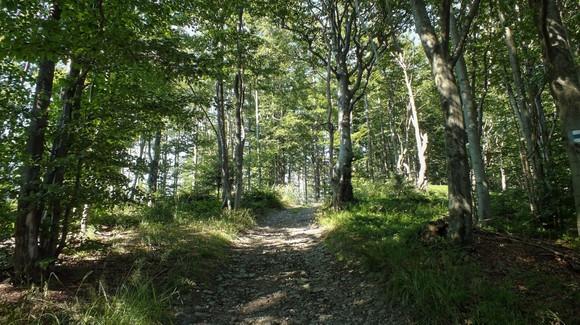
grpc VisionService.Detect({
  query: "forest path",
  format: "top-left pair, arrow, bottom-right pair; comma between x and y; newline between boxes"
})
178,207 -> 405,324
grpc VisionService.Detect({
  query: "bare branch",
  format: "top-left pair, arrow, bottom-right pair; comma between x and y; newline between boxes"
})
451,0 -> 482,65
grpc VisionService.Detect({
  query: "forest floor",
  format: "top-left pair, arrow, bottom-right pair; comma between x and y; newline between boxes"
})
1,194 -> 579,324
177,207 -> 408,325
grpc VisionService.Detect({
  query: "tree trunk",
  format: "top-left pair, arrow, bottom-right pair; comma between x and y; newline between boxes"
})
130,135 -> 146,200
14,4 -> 62,281
148,127 -> 162,203
233,7 -> 245,209
80,204 -> 90,239
499,10 -> 544,218
530,0 -> 580,235
303,152 -> 308,204
313,144 -> 321,201
332,71 -> 354,208
450,15 -> 491,224
14,58 -> 58,281
216,79 -> 232,209
173,137 -> 179,196
56,156 -> 83,256
411,0 -> 473,243
255,89 -> 261,188
396,52 -> 428,190
160,134 -> 169,193
326,47 -> 335,194
40,60 -> 87,259
364,95 -> 375,179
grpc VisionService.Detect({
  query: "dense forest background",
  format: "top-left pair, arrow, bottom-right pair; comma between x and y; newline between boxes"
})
1,0 -> 579,323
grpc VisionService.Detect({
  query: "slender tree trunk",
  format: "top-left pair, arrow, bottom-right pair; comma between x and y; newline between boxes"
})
173,137 -> 179,196
505,75 -> 539,214
530,0 -> 580,235
450,16 -> 491,224
80,204 -> 89,239
255,89 -> 261,188
130,135 -> 146,200
500,155 -> 508,191
216,79 -> 232,209
313,143 -> 321,201
233,7 -> 245,209
411,0 -> 473,243
160,134 -> 169,193
148,128 -> 162,204
325,47 -> 335,194
56,156 -> 83,256
14,5 -> 63,281
499,10 -> 544,218
377,99 -> 391,177
396,53 -> 428,190
304,152 -> 308,204
40,60 -> 87,259
14,58 -> 58,281
364,95 -> 375,179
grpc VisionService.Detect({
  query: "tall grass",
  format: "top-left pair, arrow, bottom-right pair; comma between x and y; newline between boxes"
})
318,180 -> 552,324
2,190 -> 283,324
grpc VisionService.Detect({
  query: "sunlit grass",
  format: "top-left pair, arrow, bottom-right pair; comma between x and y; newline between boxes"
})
1,191 -> 282,324
318,180 -> 556,324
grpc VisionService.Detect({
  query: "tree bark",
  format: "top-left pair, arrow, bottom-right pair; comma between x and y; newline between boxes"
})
130,135 -> 146,201
450,15 -> 491,224
499,9 -> 544,218
325,47 -> 335,194
233,6 -> 245,209
395,50 -> 428,190
14,58 -> 58,281
530,0 -> 580,235
332,71 -> 354,207
364,95 -> 375,179
14,4 -> 61,281
255,89 -> 261,188
148,127 -> 162,203
216,79 -> 232,209
40,59 -> 87,259
411,0 -> 473,243
313,143 -> 321,201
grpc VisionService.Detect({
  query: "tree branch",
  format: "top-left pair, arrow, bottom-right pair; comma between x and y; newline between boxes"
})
451,0 -> 482,65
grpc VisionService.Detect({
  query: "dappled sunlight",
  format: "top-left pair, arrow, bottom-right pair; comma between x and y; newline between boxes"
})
547,19 -> 570,49
182,207 -> 403,324
239,290 -> 287,314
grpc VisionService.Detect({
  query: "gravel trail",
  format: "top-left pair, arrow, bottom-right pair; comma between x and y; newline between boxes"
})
179,207 -> 406,324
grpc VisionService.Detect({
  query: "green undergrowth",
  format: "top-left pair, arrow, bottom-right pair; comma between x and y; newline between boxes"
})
487,188 -> 576,239
1,189 -> 283,324
318,180 -> 574,324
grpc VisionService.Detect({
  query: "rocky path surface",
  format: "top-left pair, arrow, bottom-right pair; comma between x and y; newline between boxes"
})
179,207 -> 406,324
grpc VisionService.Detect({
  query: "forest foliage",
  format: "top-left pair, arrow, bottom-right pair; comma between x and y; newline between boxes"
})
0,0 -> 579,323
